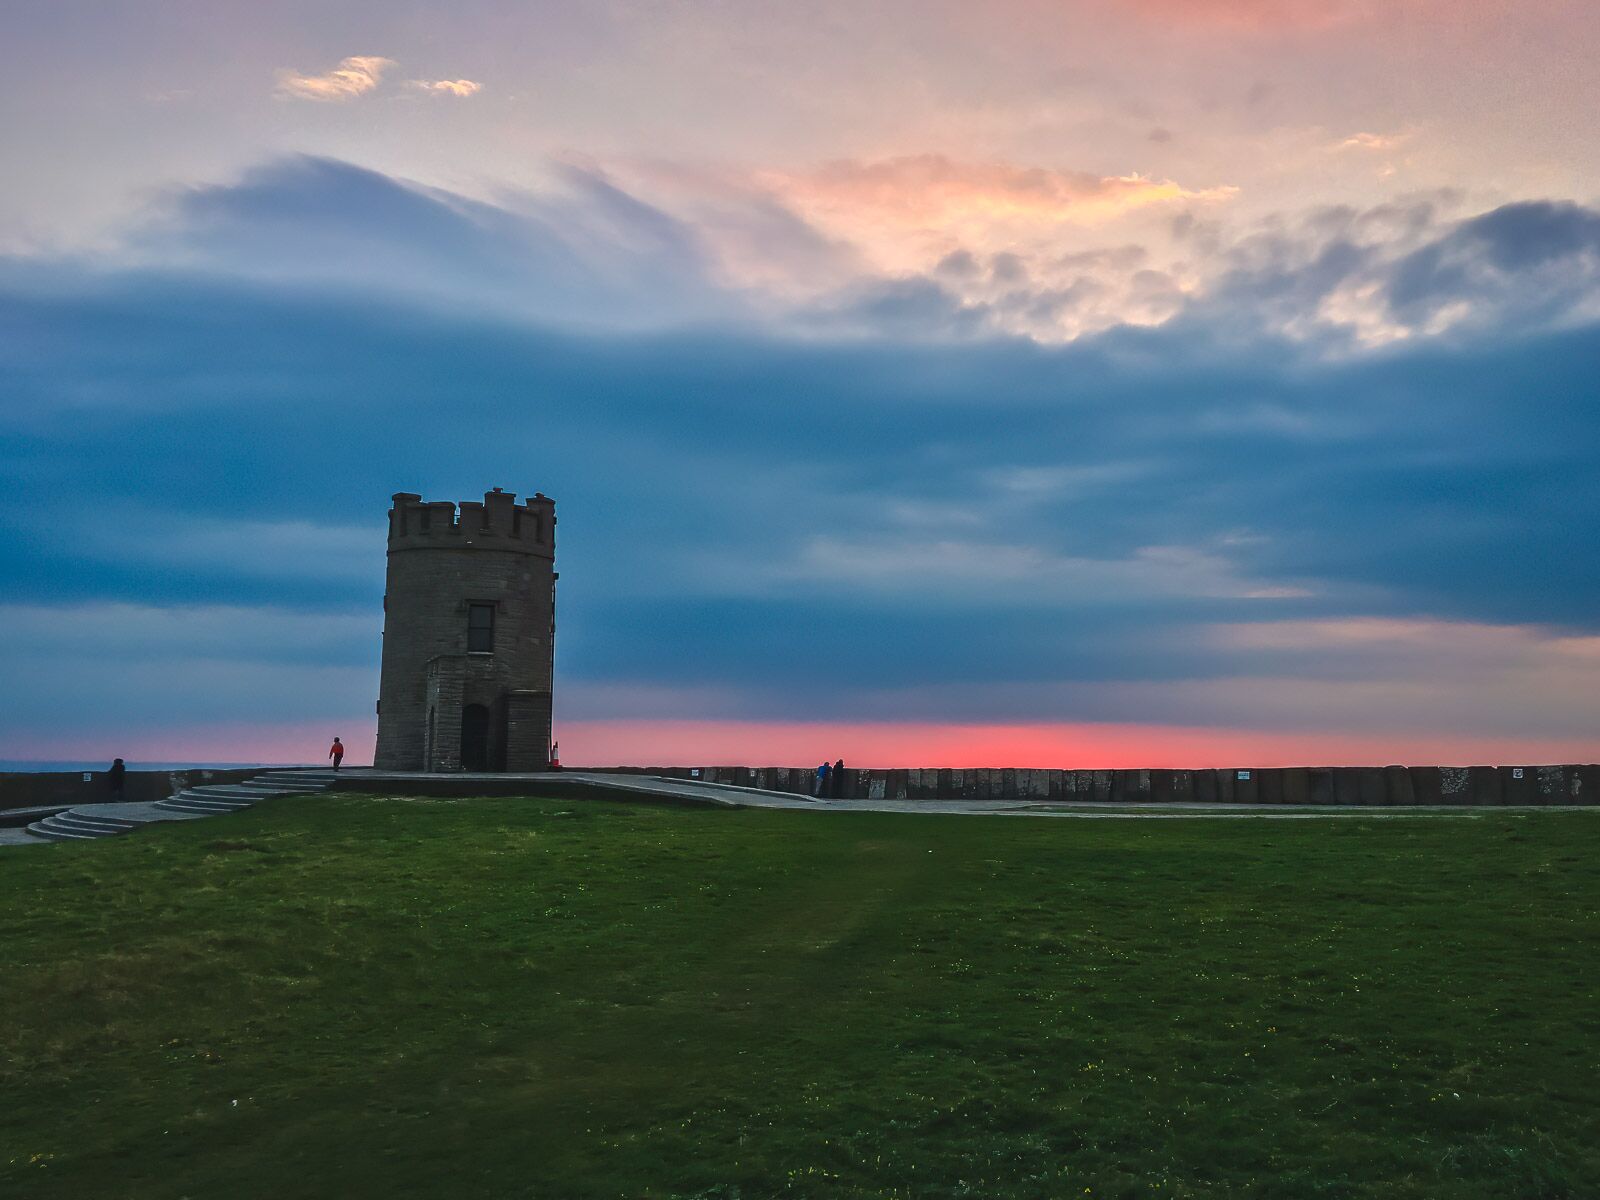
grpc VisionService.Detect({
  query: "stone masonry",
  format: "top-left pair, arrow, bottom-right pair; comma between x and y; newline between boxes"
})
581,763 -> 1600,806
375,489 -> 556,771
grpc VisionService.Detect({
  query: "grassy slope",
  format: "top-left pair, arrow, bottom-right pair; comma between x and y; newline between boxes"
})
1,796 -> 1597,1199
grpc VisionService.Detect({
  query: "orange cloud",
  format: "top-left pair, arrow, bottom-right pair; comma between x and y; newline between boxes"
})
750,155 -> 1236,308
1336,131 -> 1411,151
769,155 -> 1235,227
410,79 -> 482,98
276,55 -> 394,101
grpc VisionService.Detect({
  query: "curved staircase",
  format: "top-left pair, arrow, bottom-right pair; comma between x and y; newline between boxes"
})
20,769 -> 339,844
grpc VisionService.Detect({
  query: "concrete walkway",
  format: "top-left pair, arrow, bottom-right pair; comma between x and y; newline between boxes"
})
347,770 -> 1600,820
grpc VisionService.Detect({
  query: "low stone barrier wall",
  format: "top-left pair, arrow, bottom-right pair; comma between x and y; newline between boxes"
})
584,764 -> 1600,806
0,768 -> 263,812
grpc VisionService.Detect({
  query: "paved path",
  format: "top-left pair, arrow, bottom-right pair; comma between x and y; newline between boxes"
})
356,771 -> 1600,820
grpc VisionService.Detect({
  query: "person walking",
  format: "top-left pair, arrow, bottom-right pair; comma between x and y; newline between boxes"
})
832,758 -> 847,799
814,761 -> 831,798
328,737 -> 345,771
107,757 -> 126,804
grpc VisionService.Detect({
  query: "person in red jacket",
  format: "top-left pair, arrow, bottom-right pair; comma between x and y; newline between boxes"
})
328,737 -> 344,770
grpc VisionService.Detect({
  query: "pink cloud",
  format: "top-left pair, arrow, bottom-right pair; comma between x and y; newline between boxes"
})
410,79 -> 482,98
1122,0 -> 1382,31
275,55 -> 394,102
1336,131 -> 1411,152
768,155 -> 1235,227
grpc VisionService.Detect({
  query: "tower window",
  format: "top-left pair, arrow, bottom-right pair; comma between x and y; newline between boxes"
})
467,603 -> 495,653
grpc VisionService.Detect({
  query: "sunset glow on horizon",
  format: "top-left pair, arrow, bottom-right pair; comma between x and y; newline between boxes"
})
25,719 -> 1600,774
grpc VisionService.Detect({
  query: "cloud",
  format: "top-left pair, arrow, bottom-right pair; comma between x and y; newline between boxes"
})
1124,0 -> 1384,31
1378,201 -> 1600,334
5,157 -> 1600,753
1123,193 -> 1600,348
762,536 -> 1313,603
1336,131 -> 1410,152
766,154 -> 1236,230
718,154 -> 1238,336
0,603 -> 376,751
275,55 -> 394,101
0,602 -> 373,667
410,79 -> 482,97
149,152 -> 1583,351
126,155 -> 737,329
23,153 -> 1600,353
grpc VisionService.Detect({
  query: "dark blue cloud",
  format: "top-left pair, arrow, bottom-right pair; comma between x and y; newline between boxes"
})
1383,201 -> 1600,333
132,155 -> 739,330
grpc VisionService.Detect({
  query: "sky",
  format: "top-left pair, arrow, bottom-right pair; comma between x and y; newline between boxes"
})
3,0 -> 1600,767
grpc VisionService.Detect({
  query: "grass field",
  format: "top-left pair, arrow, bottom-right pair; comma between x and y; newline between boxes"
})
2,796 -> 1597,1199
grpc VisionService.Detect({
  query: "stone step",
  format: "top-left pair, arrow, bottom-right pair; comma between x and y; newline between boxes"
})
211,784 -> 326,793
47,811 -> 141,835
155,796 -> 252,814
0,804 -> 73,828
177,791 -> 285,805
10,768 -> 336,846
187,783 -> 293,796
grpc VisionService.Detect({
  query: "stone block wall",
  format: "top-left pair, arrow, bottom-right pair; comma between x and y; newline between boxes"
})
0,768 -> 262,812
589,763 -> 1600,806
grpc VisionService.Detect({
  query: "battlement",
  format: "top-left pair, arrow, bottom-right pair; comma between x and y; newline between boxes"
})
388,488 -> 555,553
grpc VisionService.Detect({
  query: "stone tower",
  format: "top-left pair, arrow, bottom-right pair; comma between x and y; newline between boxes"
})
375,488 -> 556,772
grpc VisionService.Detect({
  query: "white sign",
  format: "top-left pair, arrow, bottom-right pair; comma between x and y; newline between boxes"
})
1512,768 -> 1524,779
82,772 -> 92,782
1237,770 -> 1251,781
690,768 -> 701,778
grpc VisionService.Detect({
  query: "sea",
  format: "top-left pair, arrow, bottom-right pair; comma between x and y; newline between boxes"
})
0,761 -> 315,773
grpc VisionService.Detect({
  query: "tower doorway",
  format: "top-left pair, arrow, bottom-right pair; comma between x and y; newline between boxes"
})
461,704 -> 491,772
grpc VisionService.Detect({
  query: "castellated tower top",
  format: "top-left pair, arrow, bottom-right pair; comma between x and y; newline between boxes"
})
387,488 -> 555,557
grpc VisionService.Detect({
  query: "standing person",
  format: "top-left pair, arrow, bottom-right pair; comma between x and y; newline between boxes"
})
328,737 -> 345,771
107,758 -> 126,804
814,761 -> 830,798
832,758 -> 847,799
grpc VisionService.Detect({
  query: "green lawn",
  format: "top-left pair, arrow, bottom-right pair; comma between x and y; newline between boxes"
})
2,797 -> 1597,1199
